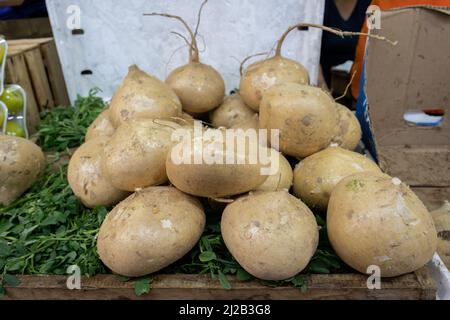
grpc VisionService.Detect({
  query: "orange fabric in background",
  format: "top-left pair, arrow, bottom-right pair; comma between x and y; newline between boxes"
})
350,0 -> 450,99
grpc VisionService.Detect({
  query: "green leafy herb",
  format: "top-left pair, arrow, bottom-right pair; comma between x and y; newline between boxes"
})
199,251 -> 216,262
236,268 -> 252,281
0,164 -> 108,280
218,270 -> 231,290
37,88 -> 106,152
134,277 -> 152,296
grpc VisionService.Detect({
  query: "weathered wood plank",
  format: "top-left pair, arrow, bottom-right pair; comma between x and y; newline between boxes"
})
7,38 -> 53,46
23,48 -> 55,110
3,268 -> 436,300
40,41 -> 70,106
6,43 -> 40,57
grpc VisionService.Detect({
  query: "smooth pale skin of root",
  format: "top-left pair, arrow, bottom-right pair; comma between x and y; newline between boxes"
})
210,93 -> 255,128
166,62 -> 225,113
68,137 -> 129,208
166,128 -> 267,198
97,186 -> 206,277
230,113 -> 259,130
109,65 -> 182,127
221,191 -> 319,280
431,201 -> 450,269
332,103 -> 362,151
260,83 -> 338,158
293,147 -> 381,211
0,135 -> 45,205
239,56 -> 310,111
327,172 -> 437,277
85,109 -> 116,141
255,149 -> 293,192
101,118 -> 181,192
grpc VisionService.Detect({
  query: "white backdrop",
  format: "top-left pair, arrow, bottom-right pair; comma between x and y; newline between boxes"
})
46,0 -> 325,103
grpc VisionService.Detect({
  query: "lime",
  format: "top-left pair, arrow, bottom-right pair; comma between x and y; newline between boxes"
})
0,109 -> 4,126
5,120 -> 26,138
0,44 -> 5,65
0,87 -> 24,114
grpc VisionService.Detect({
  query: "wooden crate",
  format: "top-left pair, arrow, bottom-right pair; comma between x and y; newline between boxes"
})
5,38 -> 70,133
0,18 -> 52,40
3,268 -> 436,300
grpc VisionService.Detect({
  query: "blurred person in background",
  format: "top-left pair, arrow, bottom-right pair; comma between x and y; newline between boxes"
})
0,0 -> 47,20
319,0 -> 371,93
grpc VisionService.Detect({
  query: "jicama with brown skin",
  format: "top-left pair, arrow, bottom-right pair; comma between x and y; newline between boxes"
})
145,0 -> 225,113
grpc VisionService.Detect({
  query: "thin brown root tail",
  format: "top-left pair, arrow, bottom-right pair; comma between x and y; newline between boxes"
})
335,70 -> 357,101
170,31 -> 196,52
275,22 -> 398,57
144,12 -> 200,62
194,0 -> 209,38
239,52 -> 270,76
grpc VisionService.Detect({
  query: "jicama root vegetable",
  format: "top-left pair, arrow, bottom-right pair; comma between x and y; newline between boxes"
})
68,137 -> 129,207
327,172 -> 437,277
97,186 -> 205,277
85,108 -> 115,141
108,65 -> 182,127
210,93 -> 255,128
240,22 -> 397,111
331,103 -> 362,151
293,146 -> 381,211
230,113 -> 259,130
101,119 -> 183,191
145,0 -> 225,113
431,201 -> 450,269
254,149 -> 293,192
259,82 -> 339,158
166,128 -> 268,198
221,190 -> 319,280
0,135 -> 45,205
239,33 -> 310,111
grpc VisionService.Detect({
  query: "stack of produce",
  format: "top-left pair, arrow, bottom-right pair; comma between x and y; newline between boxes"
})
0,1 -> 441,294
65,2 -> 437,282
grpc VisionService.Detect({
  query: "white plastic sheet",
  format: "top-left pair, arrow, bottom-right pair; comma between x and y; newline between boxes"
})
46,0 -> 324,102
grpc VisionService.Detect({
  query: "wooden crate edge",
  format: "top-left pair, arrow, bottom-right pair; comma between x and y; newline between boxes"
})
4,268 -> 436,300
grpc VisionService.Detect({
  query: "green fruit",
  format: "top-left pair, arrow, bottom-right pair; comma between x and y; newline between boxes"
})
5,121 -> 26,138
0,87 -> 24,114
0,44 -> 5,65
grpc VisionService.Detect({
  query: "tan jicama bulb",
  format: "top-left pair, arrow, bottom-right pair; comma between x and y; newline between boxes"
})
108,65 -> 182,127
239,25 -> 310,111
146,0 -> 225,113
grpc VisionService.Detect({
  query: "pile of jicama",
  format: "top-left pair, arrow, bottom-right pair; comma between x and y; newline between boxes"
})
1,0 -> 444,284
81,2 -> 439,280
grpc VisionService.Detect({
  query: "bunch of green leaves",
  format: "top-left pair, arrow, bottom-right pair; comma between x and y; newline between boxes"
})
0,164 -> 108,296
37,88 -> 106,152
